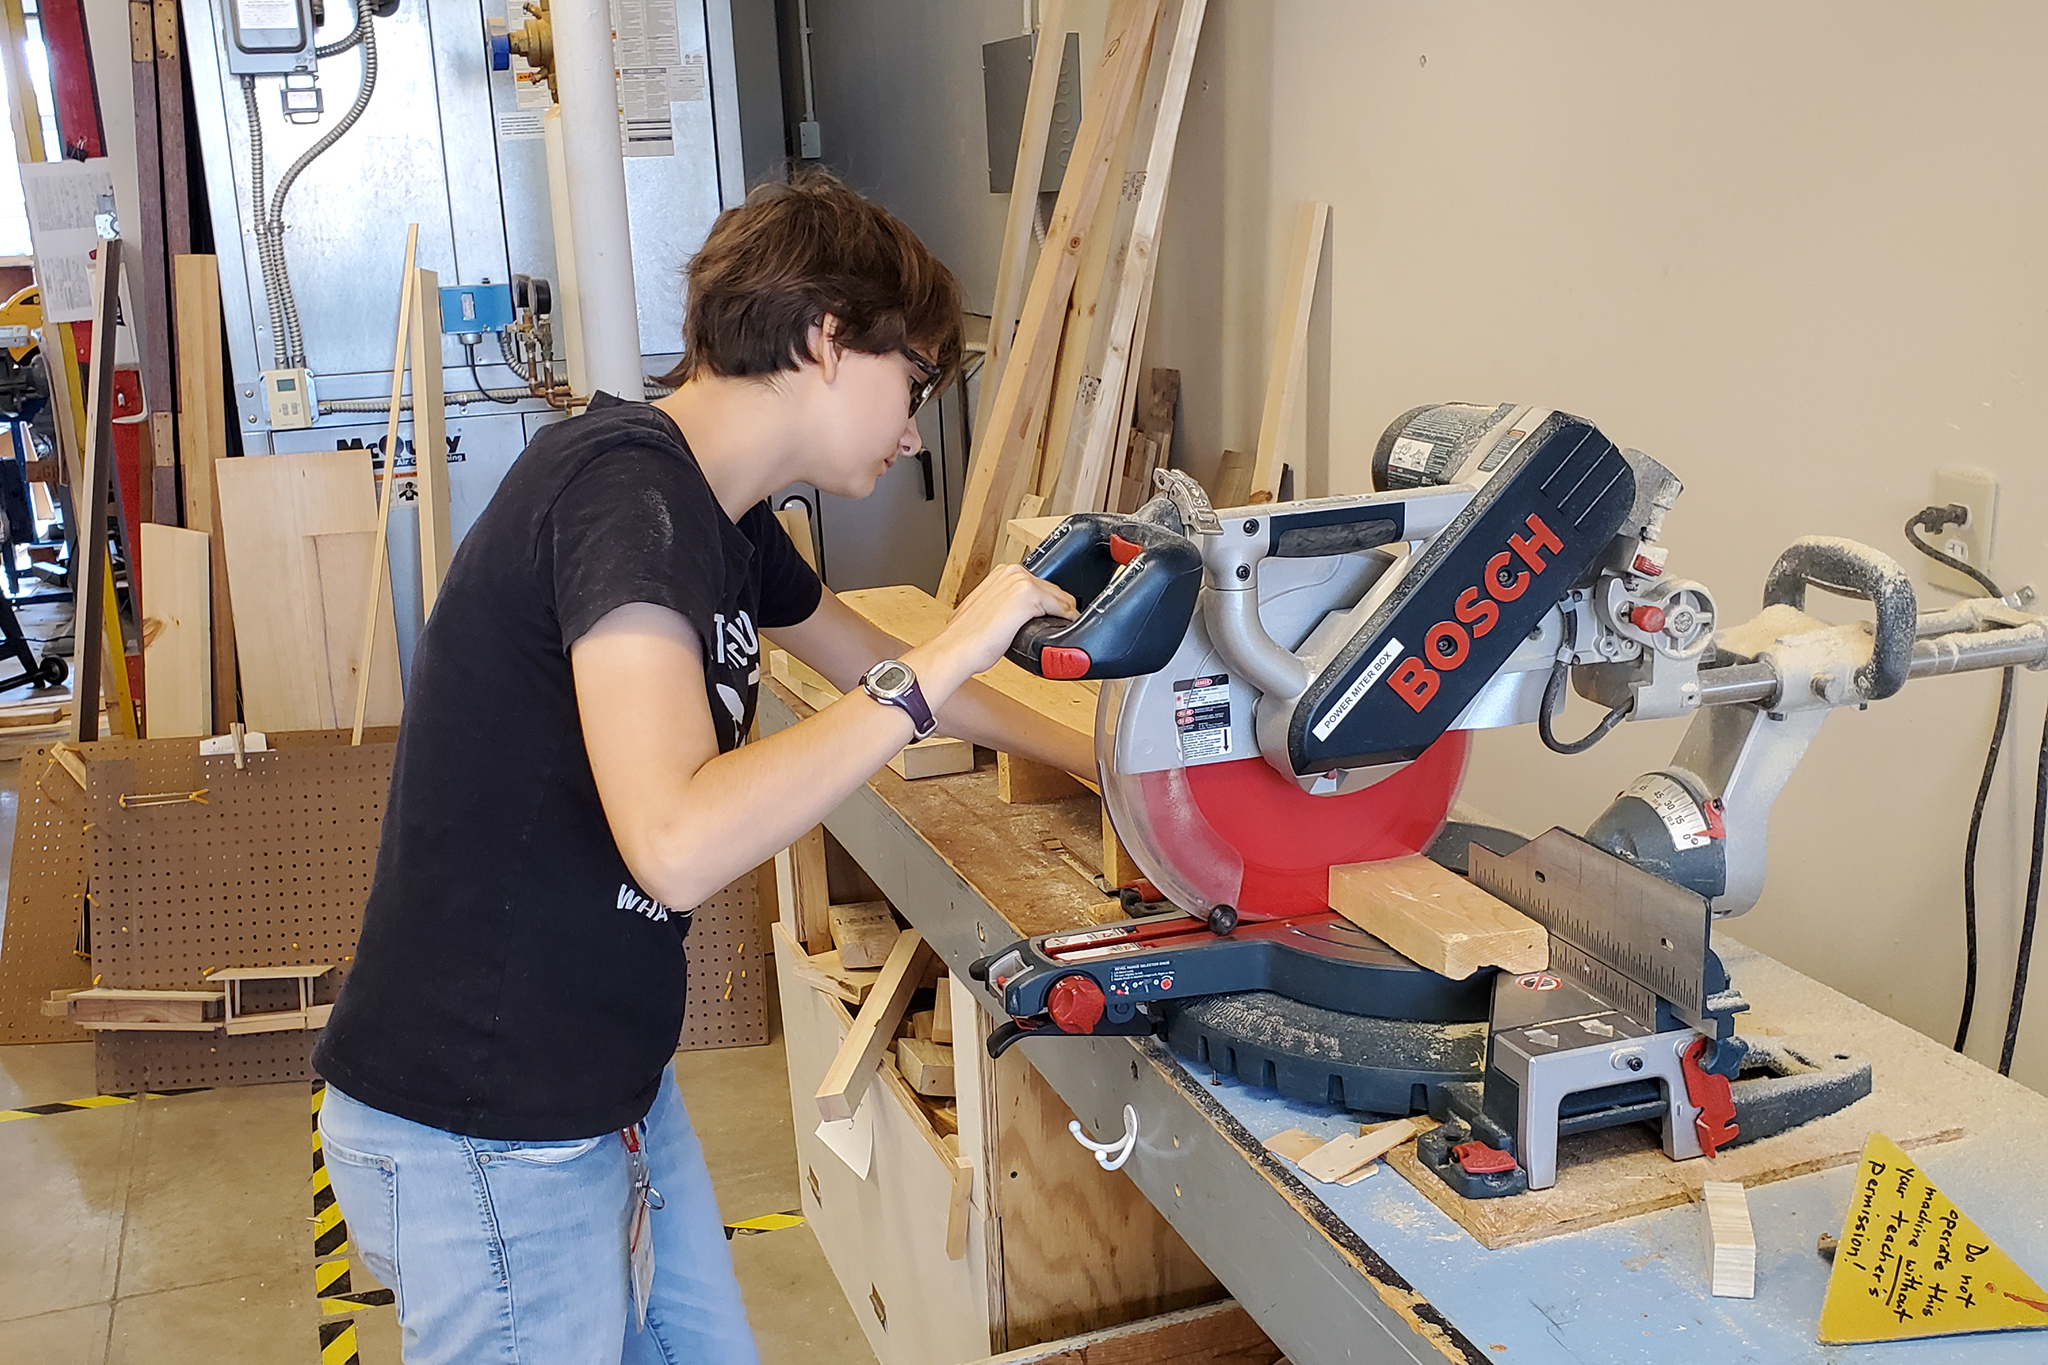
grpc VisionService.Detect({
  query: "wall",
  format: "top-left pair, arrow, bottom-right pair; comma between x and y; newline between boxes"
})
795,2 -> 2048,1091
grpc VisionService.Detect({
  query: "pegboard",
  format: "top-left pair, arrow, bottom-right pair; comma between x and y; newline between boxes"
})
678,872 -> 769,1052
78,731 -> 396,1093
0,746 -> 93,1044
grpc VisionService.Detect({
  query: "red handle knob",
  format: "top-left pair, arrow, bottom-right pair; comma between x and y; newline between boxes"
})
1630,604 -> 1668,633
1046,975 -> 1107,1034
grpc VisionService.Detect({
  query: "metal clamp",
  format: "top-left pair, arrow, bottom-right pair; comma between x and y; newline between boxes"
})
1068,1104 -> 1139,1172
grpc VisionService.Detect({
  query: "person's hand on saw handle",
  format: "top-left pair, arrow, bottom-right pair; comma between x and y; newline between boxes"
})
905,564 -> 1076,702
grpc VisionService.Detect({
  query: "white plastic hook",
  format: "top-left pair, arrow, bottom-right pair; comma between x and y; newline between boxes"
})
1068,1104 -> 1139,1172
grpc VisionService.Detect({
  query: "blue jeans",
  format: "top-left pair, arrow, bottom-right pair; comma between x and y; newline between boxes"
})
318,1065 -> 759,1365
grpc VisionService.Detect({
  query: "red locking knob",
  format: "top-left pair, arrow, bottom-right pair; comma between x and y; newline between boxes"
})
1630,603 -> 1668,633
1041,646 -> 1093,680
1452,1140 -> 1518,1175
1046,975 -> 1108,1035
1109,534 -> 1144,566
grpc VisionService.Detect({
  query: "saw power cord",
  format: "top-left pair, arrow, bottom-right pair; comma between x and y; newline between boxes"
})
1538,612 -> 1631,754
1904,505 -> 2046,1074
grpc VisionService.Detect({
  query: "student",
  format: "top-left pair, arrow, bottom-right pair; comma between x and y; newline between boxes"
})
313,168 -> 1090,1364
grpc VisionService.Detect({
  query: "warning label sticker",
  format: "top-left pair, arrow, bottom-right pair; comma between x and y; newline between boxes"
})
1172,674 -> 1231,761
1621,774 -> 1713,850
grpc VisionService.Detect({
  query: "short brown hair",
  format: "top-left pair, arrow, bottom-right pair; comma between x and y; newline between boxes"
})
665,166 -> 964,391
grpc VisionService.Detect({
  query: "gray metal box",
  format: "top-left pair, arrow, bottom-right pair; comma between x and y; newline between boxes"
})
982,30 -> 1080,195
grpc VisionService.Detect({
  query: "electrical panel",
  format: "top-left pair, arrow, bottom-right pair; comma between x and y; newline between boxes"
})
221,0 -> 316,75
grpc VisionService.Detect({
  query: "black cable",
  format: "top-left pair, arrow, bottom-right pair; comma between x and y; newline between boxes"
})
462,341 -> 519,404
1903,509 -> 2016,1056
1536,614 -> 1630,755
2003,712 -> 2048,1076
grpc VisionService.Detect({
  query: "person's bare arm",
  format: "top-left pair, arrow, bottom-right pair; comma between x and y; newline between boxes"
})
572,565 -> 1075,909
767,588 -> 1096,779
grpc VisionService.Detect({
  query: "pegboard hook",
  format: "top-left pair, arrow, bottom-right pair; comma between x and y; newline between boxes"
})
1068,1104 -> 1139,1172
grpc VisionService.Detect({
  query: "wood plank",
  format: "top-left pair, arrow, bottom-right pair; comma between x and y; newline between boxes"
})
216,451 -> 404,733
829,899 -> 901,971
409,267 -> 452,614
139,524 -> 210,738
1103,804 -> 1143,887
70,241 -> 124,744
939,0 -> 1165,604
982,0 -> 1072,407
1032,51 -> 1149,507
1703,1180 -> 1757,1298
1002,512 -> 1065,562
897,1037 -> 957,1097
1051,0 -> 1204,515
946,1154 -> 975,1262
815,929 -> 936,1122
774,502 -> 819,571
839,586 -> 1098,749
998,752 -> 1088,804
1249,200 -> 1330,502
172,254 -> 238,733
1327,855 -> 1548,978
780,825 -> 833,954
353,226 -> 418,744
963,1299 -> 1278,1365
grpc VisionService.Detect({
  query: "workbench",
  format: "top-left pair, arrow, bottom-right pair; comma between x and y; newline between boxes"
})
762,685 -> 2048,1364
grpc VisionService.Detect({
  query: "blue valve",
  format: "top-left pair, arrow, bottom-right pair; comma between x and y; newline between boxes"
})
489,32 -> 511,70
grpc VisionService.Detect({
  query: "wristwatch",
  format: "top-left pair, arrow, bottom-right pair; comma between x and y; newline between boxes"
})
860,659 -> 937,740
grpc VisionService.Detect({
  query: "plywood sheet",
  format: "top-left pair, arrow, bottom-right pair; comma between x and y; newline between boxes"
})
1383,942 -> 1994,1248
215,451 -> 403,733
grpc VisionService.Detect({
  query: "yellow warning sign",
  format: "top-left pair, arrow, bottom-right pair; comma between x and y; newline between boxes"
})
1819,1133 -> 2048,1343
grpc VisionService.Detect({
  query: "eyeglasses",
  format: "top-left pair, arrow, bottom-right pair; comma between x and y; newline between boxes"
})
903,346 -> 943,418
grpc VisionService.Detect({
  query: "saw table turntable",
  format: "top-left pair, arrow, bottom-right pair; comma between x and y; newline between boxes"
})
972,401 -> 2048,1202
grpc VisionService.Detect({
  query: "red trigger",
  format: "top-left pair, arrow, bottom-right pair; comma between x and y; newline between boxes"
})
1109,535 -> 1144,566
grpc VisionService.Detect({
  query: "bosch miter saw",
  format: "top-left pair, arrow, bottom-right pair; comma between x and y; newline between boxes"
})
970,402 -> 2048,1199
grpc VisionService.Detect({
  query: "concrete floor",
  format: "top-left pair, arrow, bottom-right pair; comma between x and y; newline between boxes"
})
0,750 -> 879,1362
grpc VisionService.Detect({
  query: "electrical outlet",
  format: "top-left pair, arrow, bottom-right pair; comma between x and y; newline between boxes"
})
1926,467 -> 1999,595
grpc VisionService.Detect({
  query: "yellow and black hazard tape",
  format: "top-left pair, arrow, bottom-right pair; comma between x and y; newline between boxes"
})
0,1087 -> 209,1123
311,1081 -> 387,1365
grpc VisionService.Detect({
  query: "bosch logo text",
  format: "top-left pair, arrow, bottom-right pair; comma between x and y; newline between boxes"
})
1388,513 -> 1565,714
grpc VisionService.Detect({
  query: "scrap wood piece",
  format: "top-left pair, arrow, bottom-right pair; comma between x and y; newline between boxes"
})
1701,1180 -> 1756,1299
1051,0 -> 1203,516
1262,1128 -> 1326,1164
1327,855 -> 1548,979
938,0 -> 1166,605
897,1036 -> 956,1097
410,266 -> 452,615
1297,1117 -> 1420,1185
815,929 -> 936,1122
946,1154 -> 974,1261
771,921 -> 879,1005
828,899 -> 900,971
889,735 -> 974,781
998,751 -> 1089,804
1249,200 -> 1331,503
774,825 -> 832,953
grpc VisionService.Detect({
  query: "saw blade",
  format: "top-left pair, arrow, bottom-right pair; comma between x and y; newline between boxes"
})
1469,828 -> 1712,1032
1126,729 -> 1469,920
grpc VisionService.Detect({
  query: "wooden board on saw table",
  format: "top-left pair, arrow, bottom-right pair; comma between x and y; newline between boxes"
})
1382,939 -> 2005,1249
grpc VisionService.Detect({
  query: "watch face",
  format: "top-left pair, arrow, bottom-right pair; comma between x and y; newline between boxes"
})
869,661 -> 913,696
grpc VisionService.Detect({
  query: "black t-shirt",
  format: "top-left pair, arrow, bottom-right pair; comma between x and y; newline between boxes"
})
313,395 -> 822,1140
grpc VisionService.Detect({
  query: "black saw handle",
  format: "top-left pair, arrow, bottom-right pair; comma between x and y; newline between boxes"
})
1760,537 -> 1916,700
1006,504 -> 1203,682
